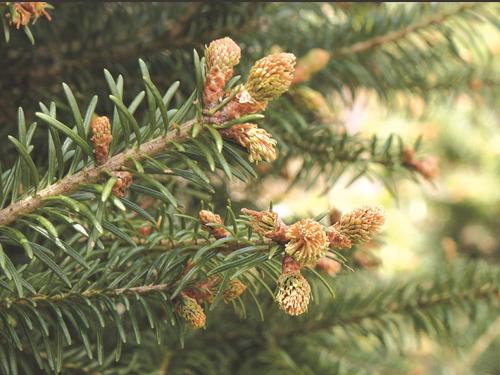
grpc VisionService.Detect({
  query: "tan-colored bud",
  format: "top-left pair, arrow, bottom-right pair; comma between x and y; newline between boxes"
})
223,279 -> 247,303
112,171 -> 133,198
240,208 -> 286,241
199,210 -> 230,239
275,271 -> 311,316
176,296 -> 206,329
331,207 -> 385,246
203,37 -> 241,107
205,37 -> 241,76
293,48 -> 331,84
285,219 -> 329,267
316,257 -> 342,276
245,53 -> 296,102
220,123 -> 277,164
91,116 -> 113,165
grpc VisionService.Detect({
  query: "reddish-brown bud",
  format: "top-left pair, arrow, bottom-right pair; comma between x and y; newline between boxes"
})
139,226 -> 152,237
241,208 -> 287,242
91,116 -> 112,165
112,171 -> 133,198
203,37 -> 241,107
199,210 -> 230,239
316,257 -> 342,276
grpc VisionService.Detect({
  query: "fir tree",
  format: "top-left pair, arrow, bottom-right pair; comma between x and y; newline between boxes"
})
0,2 -> 498,374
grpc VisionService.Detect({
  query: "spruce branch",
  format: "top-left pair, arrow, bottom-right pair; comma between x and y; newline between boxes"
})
283,273 -> 499,338
6,3 -> 264,84
0,120 -> 195,227
1,282 -> 173,307
0,5 -> 496,373
332,3 -> 480,58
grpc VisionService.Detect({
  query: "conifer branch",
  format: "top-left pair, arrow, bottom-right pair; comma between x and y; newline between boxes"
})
331,3 -> 479,58
0,6 -> 496,372
10,5 -> 262,84
283,283 -> 499,337
1,282 -> 172,307
102,236 -> 269,253
0,120 -> 195,227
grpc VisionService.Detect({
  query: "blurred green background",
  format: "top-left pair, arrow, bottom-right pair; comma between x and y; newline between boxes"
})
238,21 -> 500,374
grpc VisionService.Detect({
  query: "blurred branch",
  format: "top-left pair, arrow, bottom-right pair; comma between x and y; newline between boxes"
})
331,3 -> 479,58
14,5 -> 262,83
2,282 -> 172,306
282,285 -> 498,338
461,316 -> 500,372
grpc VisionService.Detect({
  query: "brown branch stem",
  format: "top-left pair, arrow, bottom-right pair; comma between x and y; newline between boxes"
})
0,120 -> 196,227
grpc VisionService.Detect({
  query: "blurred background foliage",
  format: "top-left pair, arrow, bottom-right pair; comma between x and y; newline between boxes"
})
264,53 -> 500,375
209,8 -> 500,372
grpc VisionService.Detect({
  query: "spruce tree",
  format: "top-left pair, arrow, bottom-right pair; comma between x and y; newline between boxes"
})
0,2 -> 498,374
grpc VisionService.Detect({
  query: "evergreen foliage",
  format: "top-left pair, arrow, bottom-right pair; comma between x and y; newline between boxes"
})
0,2 -> 498,374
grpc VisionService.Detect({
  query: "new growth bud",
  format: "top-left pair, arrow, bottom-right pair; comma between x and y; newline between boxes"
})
202,39 -> 293,166
241,208 -> 286,241
223,279 -> 247,303
245,53 -> 296,102
329,207 -> 385,248
205,37 -> 241,76
285,219 -> 329,267
176,296 -> 206,329
220,123 -> 277,163
204,37 -> 241,107
91,116 -> 113,165
275,270 -> 311,316
199,210 -> 230,239
112,171 -> 133,198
